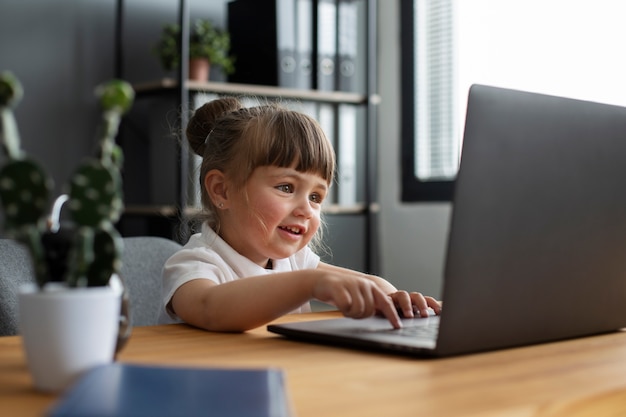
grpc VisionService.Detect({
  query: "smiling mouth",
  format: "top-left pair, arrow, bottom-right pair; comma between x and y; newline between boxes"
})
279,225 -> 303,235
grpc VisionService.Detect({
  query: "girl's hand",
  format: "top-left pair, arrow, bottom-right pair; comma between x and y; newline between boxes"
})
388,291 -> 442,319
311,272 -> 403,328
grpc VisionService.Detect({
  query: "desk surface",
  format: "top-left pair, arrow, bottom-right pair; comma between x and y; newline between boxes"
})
2,311 -> 626,417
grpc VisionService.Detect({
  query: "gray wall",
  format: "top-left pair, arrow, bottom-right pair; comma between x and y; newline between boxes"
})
0,0 -> 116,197
0,0 -> 228,198
0,0 -> 230,211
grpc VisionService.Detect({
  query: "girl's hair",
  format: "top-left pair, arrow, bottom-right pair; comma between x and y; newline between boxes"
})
186,97 -> 336,248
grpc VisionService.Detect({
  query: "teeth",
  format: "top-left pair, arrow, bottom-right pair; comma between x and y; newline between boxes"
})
282,226 -> 301,234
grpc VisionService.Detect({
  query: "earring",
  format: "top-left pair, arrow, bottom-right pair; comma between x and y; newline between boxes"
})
218,203 -> 224,209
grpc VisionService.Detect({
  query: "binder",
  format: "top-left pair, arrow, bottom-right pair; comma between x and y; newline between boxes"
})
315,0 -> 337,91
337,0 -> 365,92
317,103 -> 337,204
228,0 -> 281,86
295,0 -> 314,89
47,363 -> 293,417
277,0 -> 298,87
228,0 -> 313,89
337,103 -> 357,205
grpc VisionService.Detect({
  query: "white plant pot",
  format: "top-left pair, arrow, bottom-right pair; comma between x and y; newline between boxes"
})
18,275 -> 123,392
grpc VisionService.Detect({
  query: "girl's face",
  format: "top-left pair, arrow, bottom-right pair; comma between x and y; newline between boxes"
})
220,165 -> 329,267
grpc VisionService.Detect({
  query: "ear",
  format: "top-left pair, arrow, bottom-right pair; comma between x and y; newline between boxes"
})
204,169 -> 229,209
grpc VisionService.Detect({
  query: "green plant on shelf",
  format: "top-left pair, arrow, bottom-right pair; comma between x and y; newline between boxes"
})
0,71 -> 135,289
154,18 -> 235,75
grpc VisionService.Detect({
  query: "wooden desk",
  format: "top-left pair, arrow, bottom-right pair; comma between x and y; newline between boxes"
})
2,311 -> 626,417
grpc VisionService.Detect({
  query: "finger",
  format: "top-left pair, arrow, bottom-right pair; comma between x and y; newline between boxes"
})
373,288 -> 402,328
332,285 -> 369,319
347,280 -> 380,318
426,296 -> 443,315
409,292 -> 431,317
346,287 -> 367,318
391,291 -> 414,318
326,286 -> 353,315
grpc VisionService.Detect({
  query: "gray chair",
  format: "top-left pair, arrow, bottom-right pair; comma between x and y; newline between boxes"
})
0,239 -> 36,336
119,236 -> 182,327
0,236 -> 182,336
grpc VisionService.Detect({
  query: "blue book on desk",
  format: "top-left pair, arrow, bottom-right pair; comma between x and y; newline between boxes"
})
47,363 -> 293,417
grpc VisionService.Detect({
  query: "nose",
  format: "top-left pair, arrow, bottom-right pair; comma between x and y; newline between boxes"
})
293,195 -> 314,218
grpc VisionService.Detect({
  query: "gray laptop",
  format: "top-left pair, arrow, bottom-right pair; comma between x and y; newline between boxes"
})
268,84 -> 626,357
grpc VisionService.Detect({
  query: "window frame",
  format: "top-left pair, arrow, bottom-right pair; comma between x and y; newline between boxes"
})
400,0 -> 455,202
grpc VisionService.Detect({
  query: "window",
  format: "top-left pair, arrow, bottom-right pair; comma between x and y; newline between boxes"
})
402,0 -> 626,202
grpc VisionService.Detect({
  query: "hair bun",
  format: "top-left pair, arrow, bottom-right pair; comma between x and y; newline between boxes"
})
186,97 -> 242,156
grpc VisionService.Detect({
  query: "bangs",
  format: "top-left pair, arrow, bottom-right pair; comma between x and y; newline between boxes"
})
233,107 -> 336,186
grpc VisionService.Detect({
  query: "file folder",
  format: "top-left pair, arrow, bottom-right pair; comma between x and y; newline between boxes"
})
228,0 -> 313,89
315,0 -> 337,91
337,0 -> 366,92
317,103 -> 337,204
337,103 -> 357,205
296,0 -> 314,89
277,0 -> 298,87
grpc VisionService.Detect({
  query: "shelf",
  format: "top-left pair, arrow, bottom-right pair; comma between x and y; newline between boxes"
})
123,203 -> 368,218
132,78 -> 370,105
122,205 -> 179,217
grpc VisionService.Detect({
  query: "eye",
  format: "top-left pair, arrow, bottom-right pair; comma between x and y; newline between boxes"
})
309,192 -> 324,204
276,184 -> 294,193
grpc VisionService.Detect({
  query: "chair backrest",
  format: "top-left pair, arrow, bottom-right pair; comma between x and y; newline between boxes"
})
0,239 -> 36,336
0,236 -> 181,336
120,236 -> 182,327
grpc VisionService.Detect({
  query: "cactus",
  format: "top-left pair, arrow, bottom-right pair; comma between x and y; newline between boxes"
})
0,72 -> 53,287
0,71 -> 134,289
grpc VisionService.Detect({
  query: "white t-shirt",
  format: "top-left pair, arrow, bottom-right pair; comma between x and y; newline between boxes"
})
158,223 -> 320,324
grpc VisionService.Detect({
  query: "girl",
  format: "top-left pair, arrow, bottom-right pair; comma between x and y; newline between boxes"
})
159,97 -> 441,332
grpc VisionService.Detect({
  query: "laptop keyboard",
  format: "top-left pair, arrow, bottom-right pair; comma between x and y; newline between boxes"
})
382,321 -> 439,339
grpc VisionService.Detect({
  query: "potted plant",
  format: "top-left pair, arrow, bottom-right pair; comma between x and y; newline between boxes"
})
0,71 -> 134,392
154,18 -> 235,82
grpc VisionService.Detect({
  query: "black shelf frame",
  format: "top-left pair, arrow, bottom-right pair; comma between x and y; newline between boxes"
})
115,0 -> 380,273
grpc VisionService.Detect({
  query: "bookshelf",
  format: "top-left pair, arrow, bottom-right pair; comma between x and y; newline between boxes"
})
115,0 -> 379,273
133,78 -> 371,104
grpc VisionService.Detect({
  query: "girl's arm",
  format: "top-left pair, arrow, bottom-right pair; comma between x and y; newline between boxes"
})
171,268 -> 403,332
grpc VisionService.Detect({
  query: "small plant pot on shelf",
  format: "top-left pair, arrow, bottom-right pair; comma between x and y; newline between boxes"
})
153,19 -> 234,80
18,276 -> 123,392
189,58 -> 210,82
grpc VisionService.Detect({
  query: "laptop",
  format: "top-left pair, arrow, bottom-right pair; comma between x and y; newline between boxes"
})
268,84 -> 626,357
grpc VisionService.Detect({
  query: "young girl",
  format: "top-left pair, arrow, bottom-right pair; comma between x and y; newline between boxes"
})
159,97 -> 441,332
